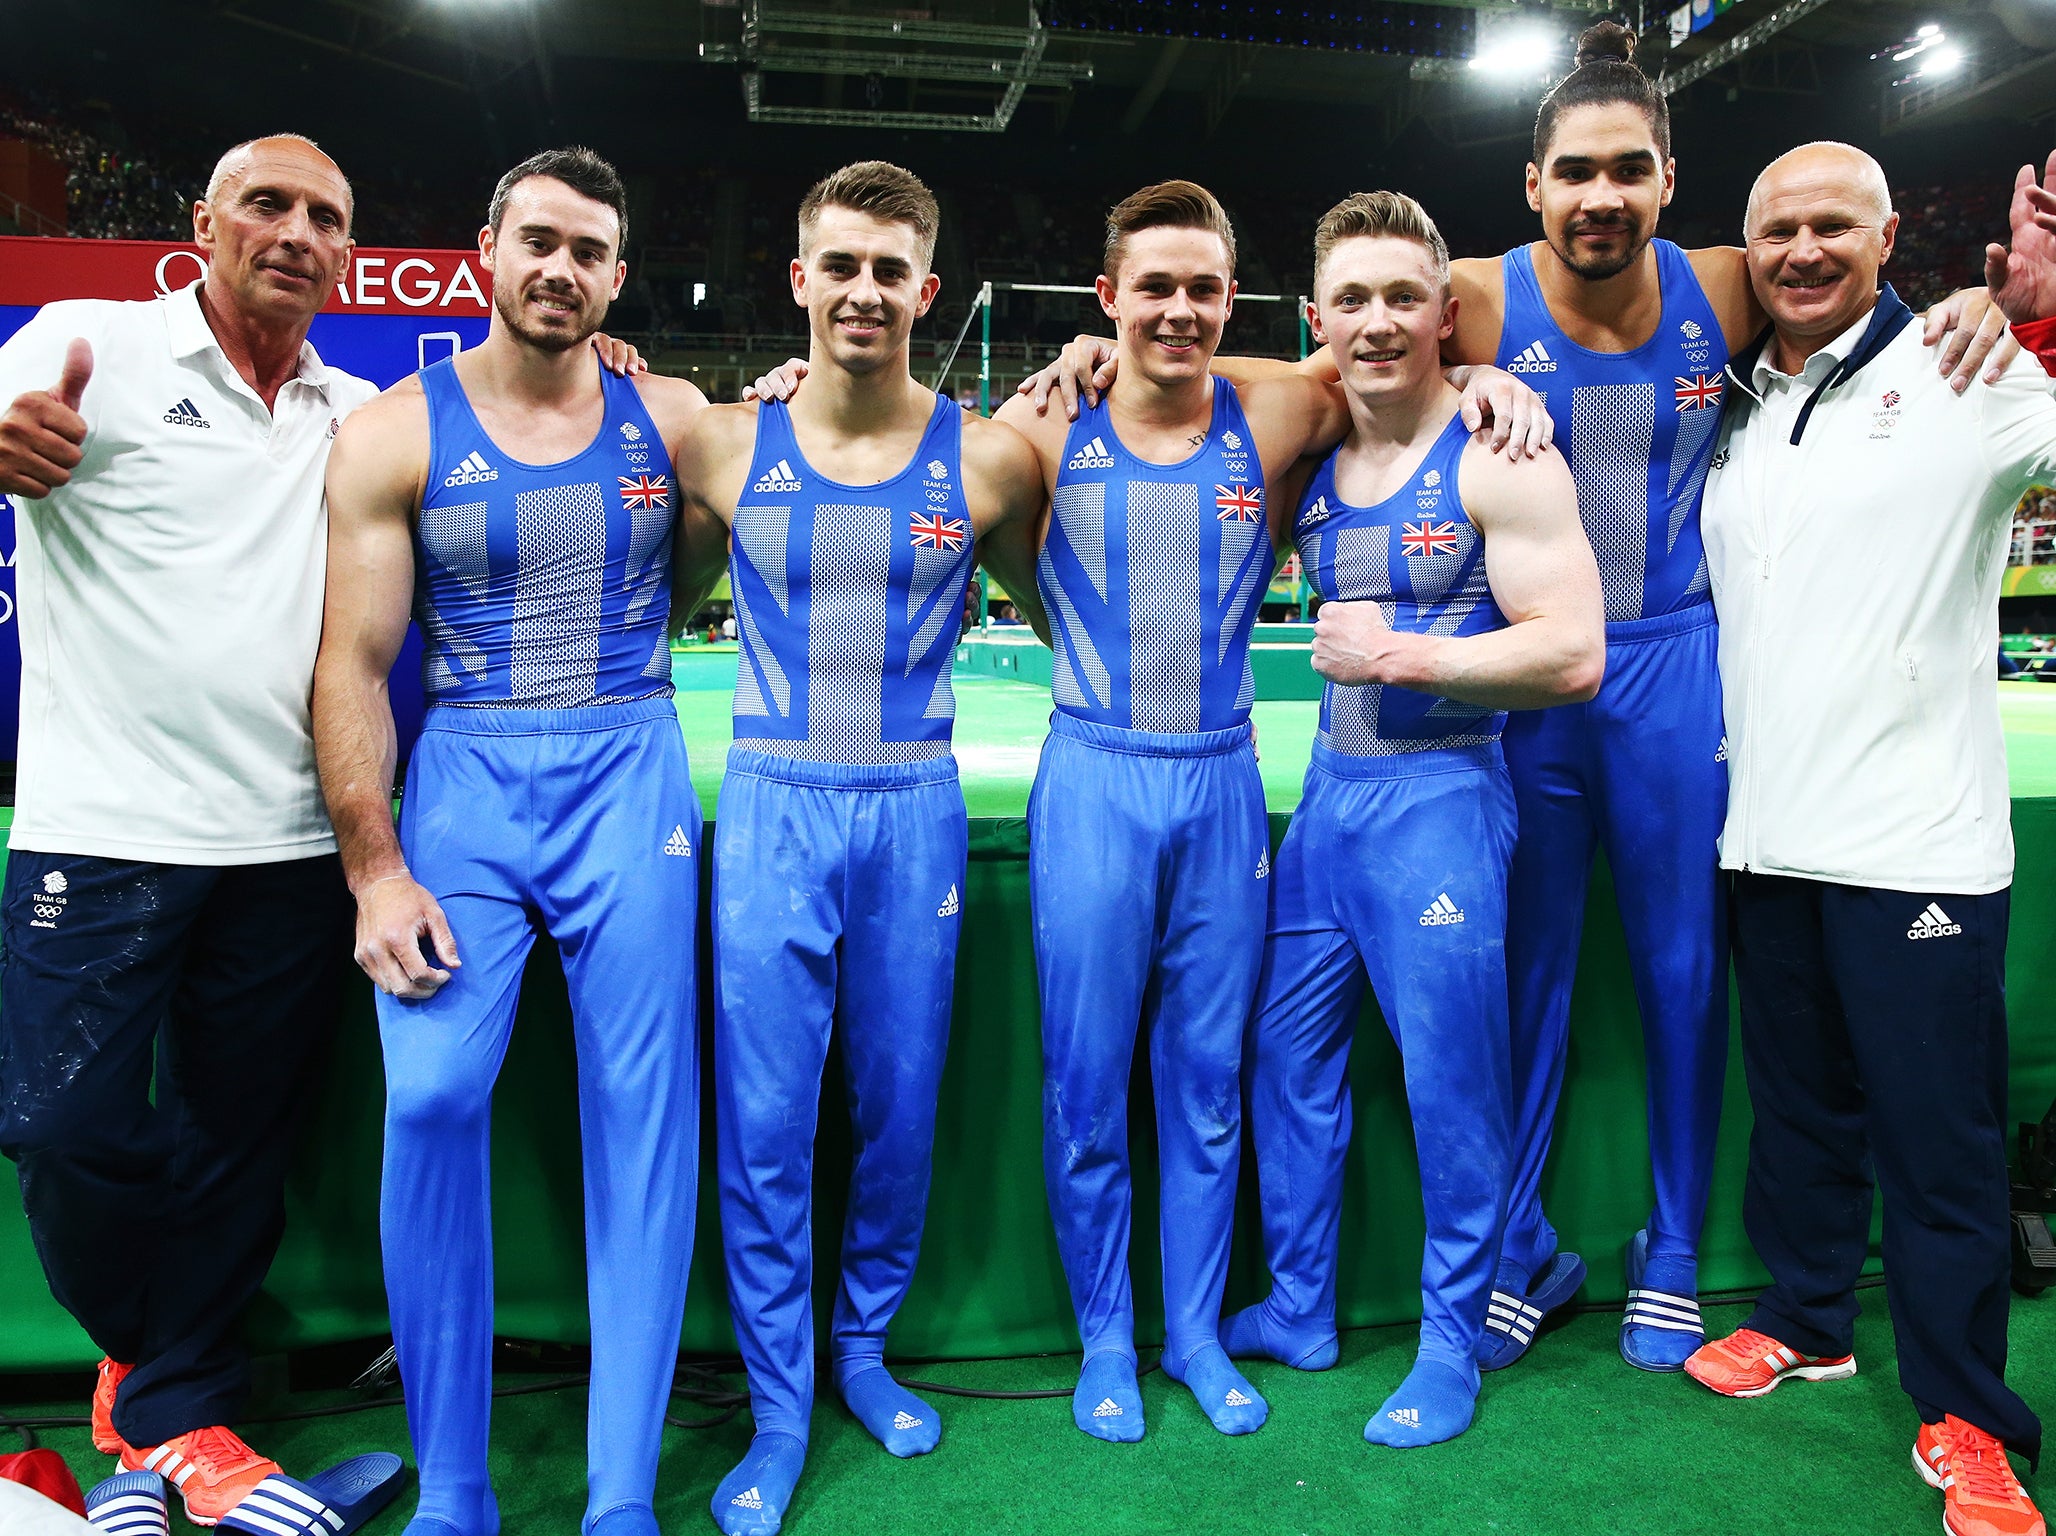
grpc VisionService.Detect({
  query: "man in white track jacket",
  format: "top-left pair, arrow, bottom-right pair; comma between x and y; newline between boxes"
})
1688,141 -> 2056,1536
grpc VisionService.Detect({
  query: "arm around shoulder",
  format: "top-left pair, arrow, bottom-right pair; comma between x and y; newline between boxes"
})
964,413 -> 1052,645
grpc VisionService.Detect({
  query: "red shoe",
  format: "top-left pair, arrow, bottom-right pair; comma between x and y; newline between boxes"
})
1915,1416 -> 2047,1536
1682,1326 -> 1857,1398
90,1358 -> 132,1456
120,1424 -> 282,1527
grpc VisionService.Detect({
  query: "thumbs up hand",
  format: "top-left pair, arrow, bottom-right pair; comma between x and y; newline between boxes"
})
0,337 -> 93,499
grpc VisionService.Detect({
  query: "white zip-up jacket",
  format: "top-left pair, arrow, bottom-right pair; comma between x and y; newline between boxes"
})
1703,288 -> 2056,895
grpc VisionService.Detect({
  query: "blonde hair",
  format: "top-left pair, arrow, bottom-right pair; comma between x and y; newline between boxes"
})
1312,190 -> 1450,292
798,161 -> 940,269
1103,180 -> 1237,282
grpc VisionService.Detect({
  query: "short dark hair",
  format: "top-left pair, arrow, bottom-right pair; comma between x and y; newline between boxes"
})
1532,20 -> 1671,166
1103,180 -> 1237,283
798,161 -> 940,269
488,146 -> 629,254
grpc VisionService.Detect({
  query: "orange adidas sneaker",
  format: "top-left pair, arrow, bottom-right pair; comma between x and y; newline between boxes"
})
120,1424 -> 282,1527
1682,1326 -> 1857,1398
1915,1416 -> 2047,1536
91,1358 -> 132,1456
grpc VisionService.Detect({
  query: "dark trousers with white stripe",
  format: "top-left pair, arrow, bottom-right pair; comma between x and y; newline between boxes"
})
0,850 -> 352,1447
1731,872 -> 2039,1459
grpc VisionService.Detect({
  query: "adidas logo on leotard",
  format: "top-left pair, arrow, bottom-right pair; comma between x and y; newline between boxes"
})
752,459 -> 802,494
892,1411 -> 924,1429
1386,1407 -> 1421,1428
938,884 -> 960,917
664,825 -> 692,857
1067,436 -> 1116,470
443,450 -> 499,487
162,397 -> 212,428
1255,849 -> 1270,879
1907,902 -> 1961,940
1715,736 -> 1728,763
1507,341 -> 1558,375
731,1488 -> 764,1510
1420,893 -> 1465,927
1092,1397 -> 1123,1418
1299,495 -> 1332,528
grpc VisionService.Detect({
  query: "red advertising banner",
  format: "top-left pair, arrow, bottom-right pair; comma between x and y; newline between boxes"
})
0,235 -> 490,313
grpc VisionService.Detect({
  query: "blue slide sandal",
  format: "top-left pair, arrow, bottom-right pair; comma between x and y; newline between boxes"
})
1477,1251 -> 1587,1371
1620,1226 -> 1705,1372
218,1452 -> 407,1536
85,1470 -> 168,1536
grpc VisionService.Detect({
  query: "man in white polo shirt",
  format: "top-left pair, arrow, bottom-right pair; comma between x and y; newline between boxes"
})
1686,142 -> 2056,1536
0,134 -> 374,1524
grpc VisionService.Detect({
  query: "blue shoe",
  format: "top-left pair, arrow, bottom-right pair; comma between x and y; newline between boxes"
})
85,1470 -> 168,1536
1476,1251 -> 1586,1371
218,1453 -> 408,1536
1620,1228 -> 1704,1372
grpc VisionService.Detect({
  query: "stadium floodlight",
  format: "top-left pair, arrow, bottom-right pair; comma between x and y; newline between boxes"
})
1884,25 -> 1948,64
1469,23 -> 1559,76
1919,44 -> 1965,76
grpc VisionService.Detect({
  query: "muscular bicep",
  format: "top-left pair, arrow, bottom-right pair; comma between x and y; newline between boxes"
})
1244,374 -> 1346,483
1268,455 -> 1317,552
1466,450 -> 1601,628
673,404 -> 756,527
1689,245 -> 1763,354
1445,258 -> 1504,367
322,407 -> 424,678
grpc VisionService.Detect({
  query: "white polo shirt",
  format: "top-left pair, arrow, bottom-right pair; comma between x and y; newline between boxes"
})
0,281 -> 376,864
1704,293 -> 2056,894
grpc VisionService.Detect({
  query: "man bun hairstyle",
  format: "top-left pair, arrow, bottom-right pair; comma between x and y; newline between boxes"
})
1574,16 -> 1637,66
1313,190 -> 1450,292
489,146 -> 629,253
1532,18 -> 1671,165
1104,180 -> 1237,282
798,161 -> 941,269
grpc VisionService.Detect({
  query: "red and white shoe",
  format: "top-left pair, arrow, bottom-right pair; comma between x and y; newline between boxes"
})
1915,1416 -> 2047,1536
120,1425 -> 282,1527
1682,1326 -> 1857,1398
91,1358 -> 132,1456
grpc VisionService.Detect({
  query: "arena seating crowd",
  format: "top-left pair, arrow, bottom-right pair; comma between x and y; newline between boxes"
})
2013,486 -> 2056,566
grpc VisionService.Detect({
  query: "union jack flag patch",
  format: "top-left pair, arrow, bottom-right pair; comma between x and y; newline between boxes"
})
1401,519 -> 1460,559
618,474 -> 670,509
1215,484 -> 1263,523
1674,373 -> 1723,411
910,511 -> 967,551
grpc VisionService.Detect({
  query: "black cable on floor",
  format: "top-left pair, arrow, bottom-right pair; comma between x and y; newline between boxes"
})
0,1282 -> 1894,1451
900,1358 -> 1164,1400
0,1367 -> 741,1452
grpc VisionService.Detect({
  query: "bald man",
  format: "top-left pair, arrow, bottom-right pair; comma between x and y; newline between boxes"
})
0,136 -> 400,1531
0,133 -> 374,1521
1688,142 -> 2056,1536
